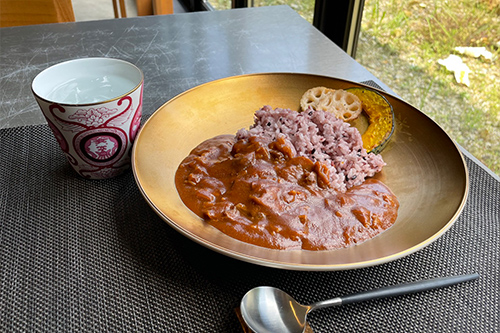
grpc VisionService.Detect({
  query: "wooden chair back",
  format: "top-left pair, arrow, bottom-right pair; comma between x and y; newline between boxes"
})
134,0 -> 173,17
0,0 -> 75,27
115,0 -> 173,18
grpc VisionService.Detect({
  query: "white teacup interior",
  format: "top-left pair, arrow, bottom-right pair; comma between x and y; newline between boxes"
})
32,58 -> 143,105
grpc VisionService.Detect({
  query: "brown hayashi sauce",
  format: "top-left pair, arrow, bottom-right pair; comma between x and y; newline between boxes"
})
175,134 -> 399,251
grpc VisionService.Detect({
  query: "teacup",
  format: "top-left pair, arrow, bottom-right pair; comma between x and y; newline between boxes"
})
32,57 -> 144,179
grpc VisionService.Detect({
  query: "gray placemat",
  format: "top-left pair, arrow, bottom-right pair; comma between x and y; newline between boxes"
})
1,123 -> 498,332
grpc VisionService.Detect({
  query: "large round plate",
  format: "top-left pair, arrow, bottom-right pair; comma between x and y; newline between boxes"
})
132,73 -> 468,271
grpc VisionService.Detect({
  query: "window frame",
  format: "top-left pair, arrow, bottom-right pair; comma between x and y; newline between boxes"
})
313,0 -> 365,57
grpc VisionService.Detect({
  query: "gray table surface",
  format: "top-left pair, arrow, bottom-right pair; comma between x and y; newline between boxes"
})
1,5 -> 498,333
0,5 -> 393,129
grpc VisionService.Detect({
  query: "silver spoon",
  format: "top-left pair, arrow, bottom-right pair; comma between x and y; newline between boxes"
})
240,273 -> 479,333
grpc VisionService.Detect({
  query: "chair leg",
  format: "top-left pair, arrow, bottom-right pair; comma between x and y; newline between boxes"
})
119,0 -> 127,17
112,0 -> 119,18
112,0 -> 127,18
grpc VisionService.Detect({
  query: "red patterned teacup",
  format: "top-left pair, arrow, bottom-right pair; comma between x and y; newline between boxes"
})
32,58 -> 143,179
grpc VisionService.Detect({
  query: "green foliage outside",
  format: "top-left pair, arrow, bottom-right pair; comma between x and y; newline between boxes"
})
358,0 -> 500,176
209,0 -> 314,21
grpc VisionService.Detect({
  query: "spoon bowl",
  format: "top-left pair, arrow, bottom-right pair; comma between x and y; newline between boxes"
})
240,273 -> 479,333
240,287 -> 312,333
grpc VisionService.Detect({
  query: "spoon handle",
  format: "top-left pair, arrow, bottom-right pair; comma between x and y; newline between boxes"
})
340,273 -> 479,305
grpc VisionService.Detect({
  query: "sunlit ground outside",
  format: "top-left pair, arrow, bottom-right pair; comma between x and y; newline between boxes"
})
209,0 -> 500,176
357,0 -> 500,176
208,0 -> 314,21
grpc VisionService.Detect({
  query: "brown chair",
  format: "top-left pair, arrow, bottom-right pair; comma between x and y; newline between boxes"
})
0,0 -> 75,27
151,0 -> 173,15
112,0 -> 128,18
113,0 -> 173,18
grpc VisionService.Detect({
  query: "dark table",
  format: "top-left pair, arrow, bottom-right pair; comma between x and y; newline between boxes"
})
1,5 -> 498,332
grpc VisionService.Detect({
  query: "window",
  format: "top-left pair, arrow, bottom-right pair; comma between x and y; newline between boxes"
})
356,0 -> 500,175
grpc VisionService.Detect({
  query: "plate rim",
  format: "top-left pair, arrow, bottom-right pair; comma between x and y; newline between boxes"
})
132,72 -> 469,271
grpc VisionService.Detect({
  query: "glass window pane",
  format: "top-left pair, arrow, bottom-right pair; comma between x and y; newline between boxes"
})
208,1 -> 231,10
207,1 -> 315,23
251,1 -> 315,22
356,0 -> 500,176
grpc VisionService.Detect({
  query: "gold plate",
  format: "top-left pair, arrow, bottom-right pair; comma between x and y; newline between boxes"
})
132,73 -> 468,271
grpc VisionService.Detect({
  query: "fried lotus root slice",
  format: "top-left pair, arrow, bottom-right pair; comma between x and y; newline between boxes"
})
300,86 -> 335,112
300,87 -> 362,121
318,89 -> 362,121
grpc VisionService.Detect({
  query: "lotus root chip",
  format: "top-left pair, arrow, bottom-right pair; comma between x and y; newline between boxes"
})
300,87 -> 335,112
300,87 -> 362,121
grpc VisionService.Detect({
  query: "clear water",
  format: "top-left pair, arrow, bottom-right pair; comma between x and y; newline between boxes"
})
45,75 -> 137,104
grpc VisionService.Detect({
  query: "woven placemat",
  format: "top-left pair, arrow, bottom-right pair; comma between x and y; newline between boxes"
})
0,124 -> 498,332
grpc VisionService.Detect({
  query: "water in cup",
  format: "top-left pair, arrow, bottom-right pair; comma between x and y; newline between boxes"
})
46,75 -> 137,104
